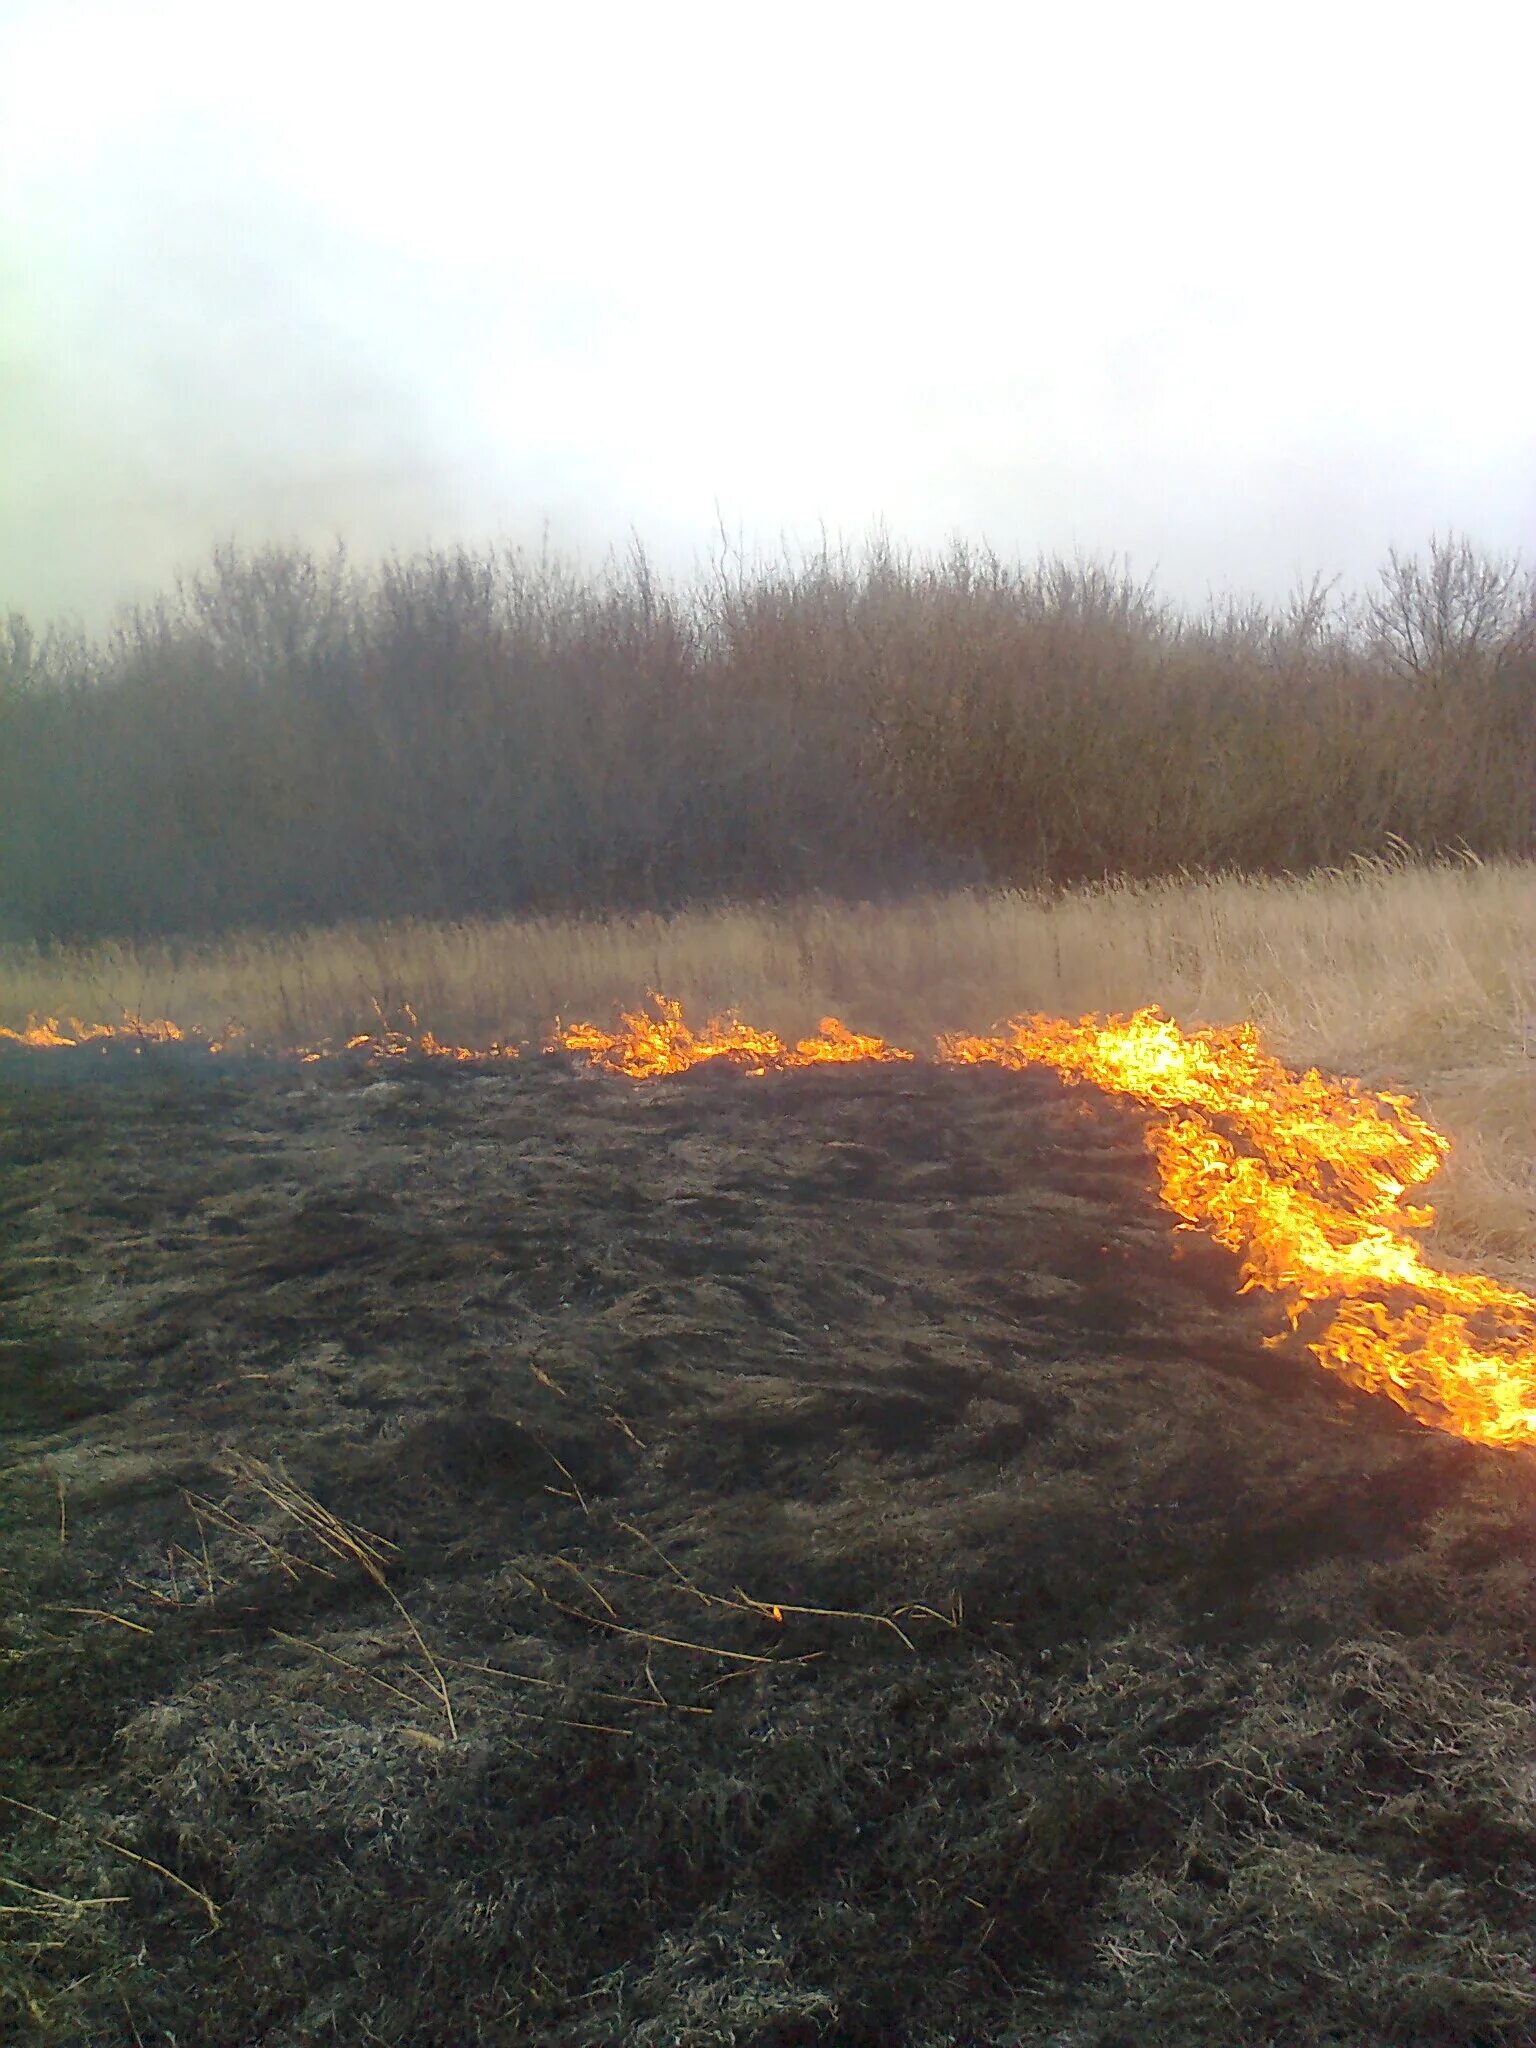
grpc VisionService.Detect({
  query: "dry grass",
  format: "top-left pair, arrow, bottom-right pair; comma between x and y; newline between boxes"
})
4,854 -> 1533,1282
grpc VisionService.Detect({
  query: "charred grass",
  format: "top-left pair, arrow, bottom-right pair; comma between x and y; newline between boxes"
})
2,1053 -> 1534,2046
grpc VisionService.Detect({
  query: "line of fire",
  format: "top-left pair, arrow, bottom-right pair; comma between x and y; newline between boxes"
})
5,996 -> 1533,1449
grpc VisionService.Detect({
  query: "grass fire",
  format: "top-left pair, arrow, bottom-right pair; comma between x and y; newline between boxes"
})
4,871 -> 1535,2048
9,2 -> 1534,2029
8,990 -> 1533,1451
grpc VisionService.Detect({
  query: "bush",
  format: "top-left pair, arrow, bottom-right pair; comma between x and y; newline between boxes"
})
2,533 -> 1532,942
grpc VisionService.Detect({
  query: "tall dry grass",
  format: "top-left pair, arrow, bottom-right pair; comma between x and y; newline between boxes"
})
4,856 -> 1532,1282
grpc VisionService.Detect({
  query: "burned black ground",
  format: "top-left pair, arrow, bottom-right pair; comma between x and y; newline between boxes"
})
2,1054 -> 1533,2046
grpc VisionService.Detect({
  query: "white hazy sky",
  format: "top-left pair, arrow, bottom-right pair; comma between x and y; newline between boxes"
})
3,0 -> 1533,626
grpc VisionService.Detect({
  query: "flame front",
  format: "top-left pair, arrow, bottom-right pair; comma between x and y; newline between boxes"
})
0,1015 -> 198,1049
5,994 -> 1534,1447
0,1009 -> 516,1065
548,993 -> 915,1077
941,1009 -> 1536,1447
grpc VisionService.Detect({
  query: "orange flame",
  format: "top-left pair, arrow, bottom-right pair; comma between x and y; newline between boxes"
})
940,1009 -> 1535,1447
0,1014 -> 220,1051
0,1009 -> 515,1066
548,993 -> 915,1077
325,1004 -> 520,1065
4,993 -> 1533,1446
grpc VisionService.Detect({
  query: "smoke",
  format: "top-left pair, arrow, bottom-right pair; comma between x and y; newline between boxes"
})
3,0 -> 1533,628
1,124 -> 623,627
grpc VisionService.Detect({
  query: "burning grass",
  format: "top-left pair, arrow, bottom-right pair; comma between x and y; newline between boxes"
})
4,855 -> 1534,1449
4,986 -> 1534,1446
3,858 -> 1535,2042
6,854 -> 1534,1081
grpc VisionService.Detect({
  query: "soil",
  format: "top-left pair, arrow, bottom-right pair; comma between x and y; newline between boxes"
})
3,1050 -> 1534,2047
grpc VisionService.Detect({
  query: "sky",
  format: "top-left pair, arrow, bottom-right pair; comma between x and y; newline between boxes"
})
3,0 -> 1533,627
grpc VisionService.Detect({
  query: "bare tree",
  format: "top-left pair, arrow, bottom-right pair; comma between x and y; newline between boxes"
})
1367,534 -> 1536,679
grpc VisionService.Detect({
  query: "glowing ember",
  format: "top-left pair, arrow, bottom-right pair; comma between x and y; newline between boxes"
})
324,1005 -> 520,1065
940,1008 -> 1536,1447
548,993 -> 915,1077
